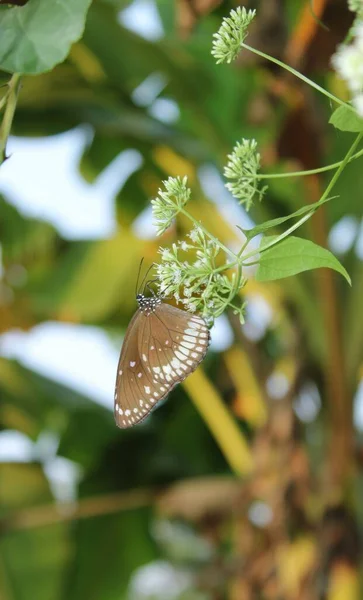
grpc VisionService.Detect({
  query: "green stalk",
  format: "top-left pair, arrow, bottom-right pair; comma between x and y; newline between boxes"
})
0,73 -> 21,166
242,212 -> 313,261
179,206 -> 238,258
250,147 -> 363,179
242,42 -> 352,111
241,131 -> 363,262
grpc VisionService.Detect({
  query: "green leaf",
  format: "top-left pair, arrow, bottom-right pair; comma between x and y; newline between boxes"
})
0,463 -> 71,600
0,0 -> 93,74
65,509 -> 156,600
329,106 -> 363,133
255,236 -> 351,284
239,196 -> 335,241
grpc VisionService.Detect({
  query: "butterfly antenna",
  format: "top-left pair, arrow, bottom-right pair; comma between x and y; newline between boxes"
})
135,257 -> 145,296
137,262 -> 155,296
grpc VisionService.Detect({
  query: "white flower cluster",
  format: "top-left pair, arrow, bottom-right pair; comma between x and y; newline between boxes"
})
331,21 -> 363,117
156,226 -> 245,322
151,176 -> 190,236
348,0 -> 363,19
211,6 -> 256,64
224,139 -> 267,210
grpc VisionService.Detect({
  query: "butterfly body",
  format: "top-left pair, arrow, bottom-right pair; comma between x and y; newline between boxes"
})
114,294 -> 210,428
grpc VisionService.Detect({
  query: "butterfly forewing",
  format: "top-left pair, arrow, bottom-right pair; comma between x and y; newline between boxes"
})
114,299 -> 210,428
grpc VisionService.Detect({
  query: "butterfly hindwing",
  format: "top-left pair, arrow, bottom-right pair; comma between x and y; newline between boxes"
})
114,310 -> 157,428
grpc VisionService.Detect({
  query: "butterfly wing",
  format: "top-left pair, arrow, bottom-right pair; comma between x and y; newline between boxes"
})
114,309 -> 154,428
142,303 -> 210,389
114,303 -> 210,429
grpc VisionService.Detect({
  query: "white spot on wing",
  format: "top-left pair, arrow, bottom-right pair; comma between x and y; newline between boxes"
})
183,335 -> 197,343
179,346 -> 190,355
181,341 -> 194,349
130,361 -> 136,367
144,386 -> 151,394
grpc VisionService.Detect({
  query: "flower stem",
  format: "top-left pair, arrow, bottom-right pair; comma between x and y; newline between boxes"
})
240,131 -> 363,261
252,147 -> 363,179
179,206 -> 238,258
241,212 -> 313,261
319,131 -> 363,202
242,42 -> 352,111
0,73 -> 21,166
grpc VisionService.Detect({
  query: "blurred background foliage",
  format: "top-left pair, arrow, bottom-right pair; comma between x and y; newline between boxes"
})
1,0 -> 363,599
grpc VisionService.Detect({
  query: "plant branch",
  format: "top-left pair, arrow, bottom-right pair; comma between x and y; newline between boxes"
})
242,42 -> 352,111
246,147 -> 363,179
1,488 -> 153,532
239,132 -> 363,263
0,73 -> 21,166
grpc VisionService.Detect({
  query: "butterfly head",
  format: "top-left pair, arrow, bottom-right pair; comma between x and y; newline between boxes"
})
136,293 -> 161,316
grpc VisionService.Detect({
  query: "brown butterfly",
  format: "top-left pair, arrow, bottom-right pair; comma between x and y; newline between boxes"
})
114,291 -> 210,428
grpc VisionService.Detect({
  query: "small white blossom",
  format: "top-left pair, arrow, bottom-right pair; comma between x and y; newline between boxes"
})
188,226 -> 201,243
331,21 -> 363,116
332,44 -> 363,92
159,248 -> 173,261
179,241 -> 190,251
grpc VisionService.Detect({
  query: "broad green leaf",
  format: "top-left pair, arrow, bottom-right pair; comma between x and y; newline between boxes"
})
0,463 -> 71,600
1,524 -> 71,600
0,0 -> 92,74
0,462 -> 50,511
30,231 -> 146,322
329,105 -> 363,132
0,195 -> 57,264
255,236 -> 351,284
239,196 -> 334,241
65,509 -> 156,600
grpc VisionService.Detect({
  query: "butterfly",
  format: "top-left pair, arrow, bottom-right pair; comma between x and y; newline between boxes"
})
114,289 -> 210,428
